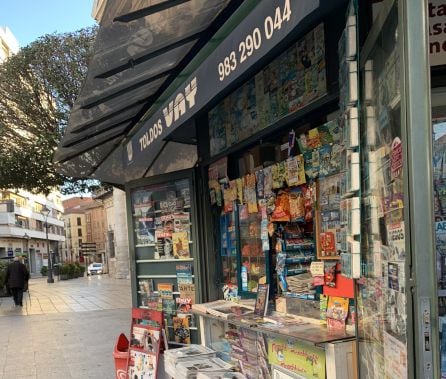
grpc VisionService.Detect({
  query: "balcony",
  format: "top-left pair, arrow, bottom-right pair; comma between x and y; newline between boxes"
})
0,224 -> 65,242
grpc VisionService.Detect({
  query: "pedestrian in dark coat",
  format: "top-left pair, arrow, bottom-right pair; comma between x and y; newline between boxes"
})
4,257 -> 30,306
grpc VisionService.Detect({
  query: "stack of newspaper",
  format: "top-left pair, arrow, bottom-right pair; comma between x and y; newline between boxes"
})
286,273 -> 313,294
165,345 -> 227,378
176,357 -> 233,379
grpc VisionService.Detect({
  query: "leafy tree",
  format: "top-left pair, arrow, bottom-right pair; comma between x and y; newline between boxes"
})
0,27 -> 99,195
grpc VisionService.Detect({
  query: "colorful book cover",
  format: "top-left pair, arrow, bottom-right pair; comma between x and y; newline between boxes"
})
172,231 -> 190,259
326,296 -> 349,330
286,155 -> 306,187
303,149 -> 320,179
307,128 -> 322,150
318,123 -> 334,146
254,284 -> 269,317
173,316 -> 191,344
320,295 -> 329,325
318,144 -> 332,177
157,283 -> 173,299
176,263 -> 193,285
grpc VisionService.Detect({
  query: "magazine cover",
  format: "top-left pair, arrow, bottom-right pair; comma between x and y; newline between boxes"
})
254,284 -> 269,317
130,326 -> 160,353
173,231 -> 190,259
174,212 -> 191,234
173,316 -> 191,344
176,263 -> 193,285
155,230 -> 173,259
157,283 -> 173,299
139,279 -> 154,295
178,283 -> 196,304
128,351 -> 157,379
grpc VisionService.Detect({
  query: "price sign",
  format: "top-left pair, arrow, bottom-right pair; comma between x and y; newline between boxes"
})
310,261 -> 325,276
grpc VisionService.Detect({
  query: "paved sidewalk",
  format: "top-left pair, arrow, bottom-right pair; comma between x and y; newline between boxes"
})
0,275 -> 132,379
0,275 -> 131,315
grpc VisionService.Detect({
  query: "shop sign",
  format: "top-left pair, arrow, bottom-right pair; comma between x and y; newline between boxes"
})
268,336 -> 325,378
125,0 -> 319,173
429,0 -> 446,66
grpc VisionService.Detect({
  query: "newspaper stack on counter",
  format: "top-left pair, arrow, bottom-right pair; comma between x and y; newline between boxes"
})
285,272 -> 314,294
196,372 -> 246,379
176,357 -> 234,379
164,345 -> 226,378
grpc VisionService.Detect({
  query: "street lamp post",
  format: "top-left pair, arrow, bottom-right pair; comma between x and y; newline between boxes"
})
23,232 -> 31,271
40,206 -> 54,283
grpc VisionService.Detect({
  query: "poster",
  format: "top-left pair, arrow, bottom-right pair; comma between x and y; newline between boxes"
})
383,331 -> 407,379
429,0 -> 446,66
268,337 -> 326,379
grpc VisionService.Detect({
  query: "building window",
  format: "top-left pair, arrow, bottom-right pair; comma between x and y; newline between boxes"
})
77,228 -> 82,237
77,217 -> 81,226
78,239 -> 82,245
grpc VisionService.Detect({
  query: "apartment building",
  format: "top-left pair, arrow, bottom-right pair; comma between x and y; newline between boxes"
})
61,197 -> 93,263
0,190 -> 65,274
0,26 -> 19,63
84,200 -> 107,266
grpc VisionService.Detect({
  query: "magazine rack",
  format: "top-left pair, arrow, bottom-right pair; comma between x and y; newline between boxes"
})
125,308 -> 165,379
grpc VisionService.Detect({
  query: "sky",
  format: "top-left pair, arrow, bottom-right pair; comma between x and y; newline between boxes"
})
0,0 -> 96,48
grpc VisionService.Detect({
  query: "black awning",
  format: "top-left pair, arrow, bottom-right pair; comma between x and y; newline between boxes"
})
54,0 -> 239,174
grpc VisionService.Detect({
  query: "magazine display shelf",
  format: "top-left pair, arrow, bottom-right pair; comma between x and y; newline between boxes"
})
130,176 -> 200,346
193,309 -> 356,379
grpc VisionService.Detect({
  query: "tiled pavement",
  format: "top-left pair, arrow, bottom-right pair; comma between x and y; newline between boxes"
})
0,275 -> 132,379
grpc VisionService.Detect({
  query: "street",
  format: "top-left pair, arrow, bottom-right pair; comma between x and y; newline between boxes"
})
0,275 -> 132,379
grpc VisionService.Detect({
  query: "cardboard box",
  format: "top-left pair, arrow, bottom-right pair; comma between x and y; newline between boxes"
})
243,144 -> 276,173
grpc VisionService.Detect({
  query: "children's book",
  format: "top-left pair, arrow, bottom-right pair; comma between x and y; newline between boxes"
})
172,231 -> 190,259
254,284 -> 269,317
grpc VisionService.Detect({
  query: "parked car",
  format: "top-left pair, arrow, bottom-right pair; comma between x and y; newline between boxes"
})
87,262 -> 103,275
